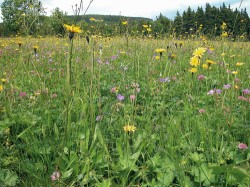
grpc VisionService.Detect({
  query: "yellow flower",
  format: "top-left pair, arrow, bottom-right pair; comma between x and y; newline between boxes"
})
232,71 -> 238,75
89,17 -> 96,22
142,24 -> 149,28
206,60 -> 216,65
155,56 -> 160,60
221,22 -> 227,30
33,45 -> 38,49
0,85 -> 3,92
63,24 -> 82,33
123,124 -> 137,132
155,48 -> 166,53
188,67 -> 198,73
221,53 -> 226,56
122,21 -> 128,25
1,79 -> 7,83
221,32 -> 228,37
190,56 -> 200,67
193,47 -> 206,58
236,62 -> 244,66
146,28 -> 152,32
202,64 -> 208,69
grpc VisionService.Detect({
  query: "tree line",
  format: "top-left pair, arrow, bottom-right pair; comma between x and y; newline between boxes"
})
0,0 -> 249,40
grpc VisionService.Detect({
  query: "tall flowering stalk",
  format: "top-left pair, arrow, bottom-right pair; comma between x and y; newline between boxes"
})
63,24 -> 81,143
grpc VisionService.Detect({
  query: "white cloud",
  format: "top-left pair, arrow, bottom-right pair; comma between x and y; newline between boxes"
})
0,0 -> 249,22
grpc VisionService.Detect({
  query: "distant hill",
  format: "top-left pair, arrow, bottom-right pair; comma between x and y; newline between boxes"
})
66,14 -> 153,24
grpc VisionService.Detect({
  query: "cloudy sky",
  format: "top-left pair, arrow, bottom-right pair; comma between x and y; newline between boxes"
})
0,0 -> 249,21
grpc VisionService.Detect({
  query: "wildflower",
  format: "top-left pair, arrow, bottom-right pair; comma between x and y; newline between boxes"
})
96,115 -> 102,121
223,84 -> 231,89
111,87 -> 118,93
19,92 -> 27,98
215,89 -> 222,94
190,56 -> 200,67
206,60 -> 216,66
155,48 -> 166,58
232,71 -> 238,75
238,143 -> 248,150
117,94 -> 125,101
221,52 -> 226,56
1,78 -> 7,83
198,74 -> 205,81
192,47 -> 206,58
188,67 -> 197,73
89,17 -> 96,22
155,56 -> 160,60
17,41 -> 23,47
122,21 -> 128,25
202,64 -> 208,70
198,109 -> 206,113
221,22 -> 227,30
130,95 -> 136,102
221,32 -> 228,37
159,77 -> 170,83
51,171 -> 60,181
207,90 -> 215,95
63,24 -> 82,40
236,62 -> 244,66
142,24 -> 148,28
33,45 -> 38,54
242,89 -> 250,95
123,124 -> 137,132
0,85 -> 3,92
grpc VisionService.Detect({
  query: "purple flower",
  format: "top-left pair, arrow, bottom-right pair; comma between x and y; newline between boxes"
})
198,74 -> 205,81
207,90 -> 215,95
117,94 -> 125,101
238,143 -> 248,150
111,55 -> 118,60
242,89 -> 250,95
215,89 -> 222,94
159,77 -> 170,83
19,92 -> 27,98
223,84 -> 231,89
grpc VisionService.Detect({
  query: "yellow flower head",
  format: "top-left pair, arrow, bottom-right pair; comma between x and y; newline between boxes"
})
188,67 -> 198,73
1,78 -> 7,83
123,124 -> 137,133
236,62 -> 244,66
155,56 -> 160,60
206,60 -> 216,65
0,85 -> 3,92
63,24 -> 82,34
221,32 -> 228,37
190,56 -> 200,67
89,17 -> 96,22
142,24 -> 149,28
232,71 -> 238,75
122,21 -> 128,25
155,48 -> 166,53
221,22 -> 227,30
33,45 -> 38,49
193,47 -> 206,58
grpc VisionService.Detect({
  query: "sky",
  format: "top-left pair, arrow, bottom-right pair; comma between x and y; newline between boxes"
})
0,0 -> 249,22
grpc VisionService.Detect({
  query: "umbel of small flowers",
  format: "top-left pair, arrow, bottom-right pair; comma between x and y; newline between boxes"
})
63,24 -> 82,40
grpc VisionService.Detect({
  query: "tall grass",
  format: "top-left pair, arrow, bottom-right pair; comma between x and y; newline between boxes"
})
0,35 -> 249,186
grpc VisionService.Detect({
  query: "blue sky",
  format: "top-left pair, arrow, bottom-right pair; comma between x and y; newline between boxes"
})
0,0 -> 249,22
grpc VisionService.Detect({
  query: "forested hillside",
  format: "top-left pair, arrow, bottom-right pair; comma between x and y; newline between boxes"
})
0,1 -> 249,40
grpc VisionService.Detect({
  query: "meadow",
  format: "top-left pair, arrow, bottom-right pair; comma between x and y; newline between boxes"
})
0,33 -> 249,186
